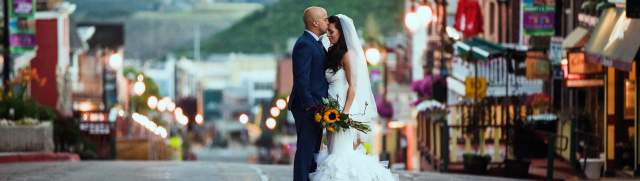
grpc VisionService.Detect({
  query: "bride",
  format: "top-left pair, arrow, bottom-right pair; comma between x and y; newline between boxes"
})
309,14 -> 397,181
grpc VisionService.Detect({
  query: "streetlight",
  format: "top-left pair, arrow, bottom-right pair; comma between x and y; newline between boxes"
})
133,75 -> 145,96
108,52 -> 123,70
266,117 -> 276,130
239,114 -> 249,124
270,107 -> 281,117
147,96 -> 158,109
276,99 -> 287,110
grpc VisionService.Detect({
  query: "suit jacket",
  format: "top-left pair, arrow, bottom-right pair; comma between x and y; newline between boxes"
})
288,31 -> 329,112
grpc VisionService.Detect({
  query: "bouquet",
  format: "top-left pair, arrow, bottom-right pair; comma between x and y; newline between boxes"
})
312,97 -> 371,134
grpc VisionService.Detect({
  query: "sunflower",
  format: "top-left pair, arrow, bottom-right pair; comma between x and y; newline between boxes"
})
314,113 -> 322,123
323,109 -> 340,123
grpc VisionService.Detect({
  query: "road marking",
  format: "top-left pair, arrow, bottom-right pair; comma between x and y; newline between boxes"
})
250,165 -> 269,181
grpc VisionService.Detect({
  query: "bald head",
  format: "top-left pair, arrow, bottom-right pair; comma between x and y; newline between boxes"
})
303,6 -> 328,34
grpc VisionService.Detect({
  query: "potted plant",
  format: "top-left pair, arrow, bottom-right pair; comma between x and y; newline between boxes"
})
462,103 -> 491,175
505,118 -> 532,178
463,153 -> 491,174
576,113 -> 604,179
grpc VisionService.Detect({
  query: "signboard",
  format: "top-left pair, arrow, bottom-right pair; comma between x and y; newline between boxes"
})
526,58 -> 550,79
549,37 -> 564,65
567,51 -> 603,74
567,79 -> 605,87
8,0 -> 37,55
523,0 -> 555,36
80,122 -> 113,135
464,76 -> 487,98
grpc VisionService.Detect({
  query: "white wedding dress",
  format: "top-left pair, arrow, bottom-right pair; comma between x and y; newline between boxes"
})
309,14 -> 397,181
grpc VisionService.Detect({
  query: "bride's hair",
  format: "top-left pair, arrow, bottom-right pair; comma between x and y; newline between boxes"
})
326,15 -> 347,74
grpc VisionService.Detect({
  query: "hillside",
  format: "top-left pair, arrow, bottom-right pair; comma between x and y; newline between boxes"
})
197,0 -> 404,54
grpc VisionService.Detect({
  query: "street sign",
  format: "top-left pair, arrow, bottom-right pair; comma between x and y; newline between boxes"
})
464,76 -> 487,99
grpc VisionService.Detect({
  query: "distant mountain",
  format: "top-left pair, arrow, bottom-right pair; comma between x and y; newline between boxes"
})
196,0 -> 404,54
67,0 -> 262,60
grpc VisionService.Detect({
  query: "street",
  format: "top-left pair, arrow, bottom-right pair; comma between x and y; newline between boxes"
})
0,161 -> 524,181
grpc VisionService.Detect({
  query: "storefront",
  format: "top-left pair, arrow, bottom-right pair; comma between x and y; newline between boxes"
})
583,7 -> 639,176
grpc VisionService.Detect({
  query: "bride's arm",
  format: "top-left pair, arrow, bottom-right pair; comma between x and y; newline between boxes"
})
342,52 -> 356,114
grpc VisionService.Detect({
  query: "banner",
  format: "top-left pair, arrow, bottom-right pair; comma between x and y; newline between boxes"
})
8,0 -> 37,55
523,0 -> 555,36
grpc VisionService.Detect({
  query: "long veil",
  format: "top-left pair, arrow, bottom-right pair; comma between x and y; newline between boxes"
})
336,14 -> 379,137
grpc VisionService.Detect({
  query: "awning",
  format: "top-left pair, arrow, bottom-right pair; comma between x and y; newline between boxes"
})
454,38 -> 504,60
584,8 -> 640,71
562,27 -> 589,49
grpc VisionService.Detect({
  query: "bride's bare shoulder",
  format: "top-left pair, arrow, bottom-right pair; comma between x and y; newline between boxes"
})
341,51 -> 351,63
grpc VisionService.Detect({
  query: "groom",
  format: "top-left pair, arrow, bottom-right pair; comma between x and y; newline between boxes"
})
288,6 -> 329,181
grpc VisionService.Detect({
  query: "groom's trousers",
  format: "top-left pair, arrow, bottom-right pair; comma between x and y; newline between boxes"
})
292,111 -> 323,181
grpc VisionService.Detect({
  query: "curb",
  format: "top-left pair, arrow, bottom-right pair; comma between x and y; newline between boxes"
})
0,152 -> 80,164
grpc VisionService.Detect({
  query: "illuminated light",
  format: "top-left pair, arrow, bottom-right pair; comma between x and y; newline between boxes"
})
157,127 -> 168,138
266,118 -> 277,129
174,108 -> 183,118
137,74 -> 144,82
167,102 -> 176,112
270,107 -> 281,117
108,53 -> 123,70
195,114 -> 204,125
147,96 -> 158,109
416,5 -> 433,24
157,99 -> 167,112
405,12 -> 420,32
239,114 -> 249,124
77,101 -> 94,112
365,48 -> 382,65
276,99 -> 287,110
388,121 -> 406,129
118,110 -> 125,117
133,81 -> 145,96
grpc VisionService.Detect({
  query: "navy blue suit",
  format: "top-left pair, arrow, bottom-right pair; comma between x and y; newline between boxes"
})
289,31 -> 328,181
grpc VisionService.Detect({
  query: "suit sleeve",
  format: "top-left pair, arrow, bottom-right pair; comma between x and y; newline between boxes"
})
292,42 -> 319,110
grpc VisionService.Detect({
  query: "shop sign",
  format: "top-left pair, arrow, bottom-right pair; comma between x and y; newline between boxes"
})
568,52 -> 603,74
526,58 -> 550,80
523,0 -> 555,36
549,37 -> 564,65
8,0 -> 36,55
566,79 -> 604,87
465,76 -> 487,98
80,122 -> 112,135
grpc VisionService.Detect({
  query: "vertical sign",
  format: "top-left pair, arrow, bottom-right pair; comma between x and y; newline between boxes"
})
8,0 -> 36,55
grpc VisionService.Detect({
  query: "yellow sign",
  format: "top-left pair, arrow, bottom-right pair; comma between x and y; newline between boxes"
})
465,77 -> 487,98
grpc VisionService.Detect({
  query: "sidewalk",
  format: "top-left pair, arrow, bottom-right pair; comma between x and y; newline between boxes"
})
0,152 -> 80,164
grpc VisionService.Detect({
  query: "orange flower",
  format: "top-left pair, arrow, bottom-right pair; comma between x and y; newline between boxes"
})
314,113 -> 322,123
323,109 -> 340,123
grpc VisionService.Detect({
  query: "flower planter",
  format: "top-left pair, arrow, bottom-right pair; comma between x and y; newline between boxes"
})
580,158 -> 604,179
463,153 -> 491,174
0,122 -> 54,152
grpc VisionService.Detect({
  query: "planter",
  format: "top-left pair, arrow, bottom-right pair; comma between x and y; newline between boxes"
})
580,158 -> 604,179
0,122 -> 54,152
505,159 -> 531,178
463,153 -> 491,174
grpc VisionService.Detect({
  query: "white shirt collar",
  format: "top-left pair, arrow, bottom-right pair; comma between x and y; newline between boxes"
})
305,30 -> 321,41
